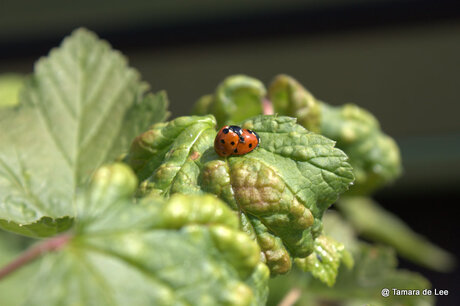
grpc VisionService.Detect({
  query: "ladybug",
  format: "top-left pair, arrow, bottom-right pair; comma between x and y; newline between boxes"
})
214,125 -> 259,157
214,125 -> 242,157
234,129 -> 259,156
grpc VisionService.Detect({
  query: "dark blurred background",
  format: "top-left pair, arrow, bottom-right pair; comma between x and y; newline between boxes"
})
1,0 -> 459,304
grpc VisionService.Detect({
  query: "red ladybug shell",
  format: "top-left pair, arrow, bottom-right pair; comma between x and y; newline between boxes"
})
234,129 -> 259,155
214,125 -> 259,157
214,125 -> 241,157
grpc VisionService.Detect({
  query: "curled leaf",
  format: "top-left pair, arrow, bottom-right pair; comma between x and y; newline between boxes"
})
267,74 -> 401,195
268,74 -> 321,133
194,74 -> 401,195
126,115 -> 354,275
126,115 -> 217,192
320,103 -> 401,195
192,75 -> 265,126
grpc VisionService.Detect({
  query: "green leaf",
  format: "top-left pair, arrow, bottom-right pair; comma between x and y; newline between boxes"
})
193,74 -> 400,195
322,210 -> 359,254
0,28 -> 168,237
337,196 -> 455,272
0,74 -> 24,108
126,114 -> 354,275
6,164 -> 268,306
295,235 -> 353,287
319,103 -> 401,195
126,115 -> 216,186
268,74 -> 321,133
328,243 -> 434,306
266,74 -> 401,195
192,75 -> 265,126
318,244 -> 433,306
268,243 -> 433,306
192,94 -> 214,116
268,211 -> 434,306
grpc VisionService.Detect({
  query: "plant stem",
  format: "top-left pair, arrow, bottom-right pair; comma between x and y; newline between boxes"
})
278,287 -> 302,306
0,233 -> 72,280
263,98 -> 274,115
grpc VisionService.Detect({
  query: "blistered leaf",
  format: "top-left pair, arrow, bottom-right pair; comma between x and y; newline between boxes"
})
0,28 -> 168,237
126,115 -> 216,188
195,74 -> 401,195
266,75 -> 401,195
295,235 -> 353,287
267,76 -> 452,271
337,196 -> 455,272
192,75 -> 265,126
320,103 -> 401,195
268,74 -> 321,133
126,115 -> 354,275
4,164 -> 268,306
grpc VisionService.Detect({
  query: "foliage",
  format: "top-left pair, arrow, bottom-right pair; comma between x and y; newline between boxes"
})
0,29 -> 168,237
125,114 -> 354,275
194,73 -> 453,276
0,28 -> 453,305
1,164 -> 269,305
268,212 -> 434,306
0,74 -> 24,108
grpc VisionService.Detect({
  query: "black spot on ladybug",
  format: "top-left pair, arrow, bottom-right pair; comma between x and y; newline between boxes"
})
231,141 -> 235,145
220,139 -> 225,144
249,143 -> 252,148
223,128 -> 229,134
239,136 -> 245,142
234,148 -> 238,153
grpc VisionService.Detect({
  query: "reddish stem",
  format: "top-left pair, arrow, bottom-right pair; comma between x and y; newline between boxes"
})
0,233 -> 72,280
263,98 -> 274,115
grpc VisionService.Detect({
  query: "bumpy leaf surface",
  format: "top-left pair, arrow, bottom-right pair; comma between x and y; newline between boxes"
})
0,28 -> 168,237
267,75 -> 401,195
320,103 -> 401,195
1,164 -> 268,306
295,235 -> 353,287
193,74 -> 401,195
126,115 -> 354,275
268,74 -> 321,133
192,75 -> 265,126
